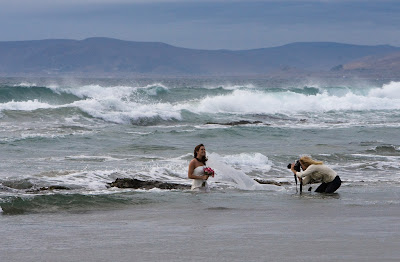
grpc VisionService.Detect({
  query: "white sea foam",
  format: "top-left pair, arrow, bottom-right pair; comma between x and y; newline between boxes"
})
39,170 -> 124,191
50,83 -> 168,99
45,84 -> 175,123
4,81 -> 400,125
368,81 -> 400,99
69,98 -> 181,124
52,84 -> 137,100
20,133 -> 67,140
64,155 -> 125,162
202,83 -> 256,90
0,99 -> 55,112
182,86 -> 400,115
14,82 -> 37,87
218,153 -> 272,173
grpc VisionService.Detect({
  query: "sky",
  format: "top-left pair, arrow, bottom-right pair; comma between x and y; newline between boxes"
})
1,0 -> 399,50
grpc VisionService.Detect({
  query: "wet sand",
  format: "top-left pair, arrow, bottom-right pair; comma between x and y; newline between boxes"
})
1,185 -> 399,262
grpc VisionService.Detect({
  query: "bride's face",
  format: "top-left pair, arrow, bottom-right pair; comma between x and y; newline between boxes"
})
197,146 -> 206,158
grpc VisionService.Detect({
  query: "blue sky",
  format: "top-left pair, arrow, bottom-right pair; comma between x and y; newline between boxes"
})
1,0 -> 399,50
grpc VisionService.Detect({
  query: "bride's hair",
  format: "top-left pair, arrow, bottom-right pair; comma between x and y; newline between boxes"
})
194,144 -> 208,164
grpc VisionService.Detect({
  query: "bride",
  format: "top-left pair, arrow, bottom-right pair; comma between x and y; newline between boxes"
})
188,144 -> 212,192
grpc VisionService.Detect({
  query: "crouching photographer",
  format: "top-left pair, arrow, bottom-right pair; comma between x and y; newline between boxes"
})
290,156 -> 341,193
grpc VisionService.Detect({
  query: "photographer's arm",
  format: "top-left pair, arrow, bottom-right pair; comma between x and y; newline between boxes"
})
294,165 -> 314,179
295,166 -> 317,185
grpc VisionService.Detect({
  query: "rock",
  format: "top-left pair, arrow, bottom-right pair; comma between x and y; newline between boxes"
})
39,185 -> 71,190
25,185 -> 71,193
206,120 -> 263,126
109,178 -> 191,190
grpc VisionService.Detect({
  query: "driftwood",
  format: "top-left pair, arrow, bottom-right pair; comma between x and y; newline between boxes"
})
254,179 -> 290,186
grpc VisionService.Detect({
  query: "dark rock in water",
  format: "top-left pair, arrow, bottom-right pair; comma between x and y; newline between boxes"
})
109,178 -> 191,190
254,179 -> 290,186
39,186 -> 71,191
26,185 -> 71,193
206,120 -> 263,126
1,179 -> 34,190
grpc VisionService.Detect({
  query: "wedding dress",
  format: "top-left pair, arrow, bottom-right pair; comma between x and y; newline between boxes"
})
191,166 -> 210,192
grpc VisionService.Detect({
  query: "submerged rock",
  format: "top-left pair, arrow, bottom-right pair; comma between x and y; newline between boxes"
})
109,178 -> 191,190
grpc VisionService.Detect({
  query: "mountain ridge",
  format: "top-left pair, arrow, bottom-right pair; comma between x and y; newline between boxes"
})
0,37 -> 399,76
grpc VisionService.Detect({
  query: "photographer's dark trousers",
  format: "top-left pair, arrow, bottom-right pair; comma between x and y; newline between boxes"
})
315,176 -> 341,193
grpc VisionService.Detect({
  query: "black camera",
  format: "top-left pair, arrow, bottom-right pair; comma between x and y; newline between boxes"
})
287,160 -> 301,172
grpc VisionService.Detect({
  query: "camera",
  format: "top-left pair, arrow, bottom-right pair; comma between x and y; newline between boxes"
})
287,160 -> 301,172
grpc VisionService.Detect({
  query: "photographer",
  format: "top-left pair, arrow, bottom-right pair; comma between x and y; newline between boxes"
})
290,156 -> 341,193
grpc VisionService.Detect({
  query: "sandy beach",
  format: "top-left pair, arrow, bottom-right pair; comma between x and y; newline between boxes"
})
1,184 -> 399,262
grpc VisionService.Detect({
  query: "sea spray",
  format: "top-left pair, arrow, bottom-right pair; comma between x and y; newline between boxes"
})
368,81 -> 400,99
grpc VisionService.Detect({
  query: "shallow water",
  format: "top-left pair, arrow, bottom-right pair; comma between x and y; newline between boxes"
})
1,185 -> 399,262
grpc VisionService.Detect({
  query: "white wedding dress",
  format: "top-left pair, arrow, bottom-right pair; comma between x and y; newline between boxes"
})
191,166 -> 210,192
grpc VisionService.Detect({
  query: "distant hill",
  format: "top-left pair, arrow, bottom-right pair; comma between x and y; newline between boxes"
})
0,37 -> 399,76
338,52 -> 400,73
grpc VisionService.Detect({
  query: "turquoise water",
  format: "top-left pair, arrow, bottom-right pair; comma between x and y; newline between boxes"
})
1,76 -> 400,214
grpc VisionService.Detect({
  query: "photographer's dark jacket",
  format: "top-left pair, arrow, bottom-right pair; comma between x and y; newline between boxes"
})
295,164 -> 337,185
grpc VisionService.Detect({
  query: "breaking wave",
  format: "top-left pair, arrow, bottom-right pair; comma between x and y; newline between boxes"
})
1,81 -> 400,125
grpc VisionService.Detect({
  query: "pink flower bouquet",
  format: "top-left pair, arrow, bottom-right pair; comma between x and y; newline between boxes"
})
204,167 -> 215,177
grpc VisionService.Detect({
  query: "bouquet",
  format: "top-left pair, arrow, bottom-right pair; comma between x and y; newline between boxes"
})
204,167 -> 215,177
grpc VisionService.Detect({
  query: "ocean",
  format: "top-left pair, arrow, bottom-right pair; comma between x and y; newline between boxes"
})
1,76 -> 399,261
